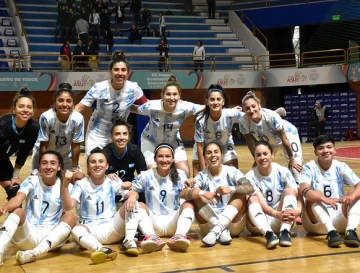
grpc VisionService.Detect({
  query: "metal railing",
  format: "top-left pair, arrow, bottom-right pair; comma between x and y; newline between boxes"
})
347,45 -> 360,63
18,54 -> 70,71
240,11 -> 268,50
168,55 -> 213,72
231,0 -> 335,9
301,49 -> 347,67
0,53 -> 18,71
213,55 -> 256,71
14,0 -> 30,54
257,53 -> 299,70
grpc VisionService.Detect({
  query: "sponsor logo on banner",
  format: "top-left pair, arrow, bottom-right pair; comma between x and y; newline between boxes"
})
73,74 -> 107,87
287,71 -> 307,83
216,74 -> 235,86
236,74 -> 246,85
308,69 -> 319,81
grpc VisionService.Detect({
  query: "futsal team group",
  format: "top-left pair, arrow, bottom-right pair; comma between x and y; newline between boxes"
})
1,53 -> 360,266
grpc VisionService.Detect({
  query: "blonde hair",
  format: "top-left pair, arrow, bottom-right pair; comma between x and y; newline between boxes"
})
242,90 -> 260,106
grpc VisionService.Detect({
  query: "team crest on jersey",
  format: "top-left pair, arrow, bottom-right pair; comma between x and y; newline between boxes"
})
33,195 -> 38,200
149,186 -> 155,191
86,196 -> 92,200
155,118 -> 160,122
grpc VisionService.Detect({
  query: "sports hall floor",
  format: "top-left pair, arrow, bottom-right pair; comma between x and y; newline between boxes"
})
1,141 -> 360,273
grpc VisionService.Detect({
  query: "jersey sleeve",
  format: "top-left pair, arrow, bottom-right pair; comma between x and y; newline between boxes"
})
132,173 -> 145,193
300,163 -> 313,186
185,102 -> 203,117
342,163 -> 360,187
271,111 -> 284,131
137,101 -> 152,116
245,170 -> 260,195
18,176 -> 35,196
72,113 -> 85,143
80,85 -> 99,107
282,168 -> 298,190
70,182 -> 83,203
111,178 -> 129,196
38,114 -> 50,142
15,121 -> 39,167
134,83 -> 145,101
193,172 -> 207,190
194,117 -> 204,143
230,167 -> 245,186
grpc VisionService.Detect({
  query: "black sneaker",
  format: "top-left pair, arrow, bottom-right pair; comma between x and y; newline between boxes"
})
343,229 -> 360,247
265,231 -> 279,249
279,229 -> 292,247
326,230 -> 343,247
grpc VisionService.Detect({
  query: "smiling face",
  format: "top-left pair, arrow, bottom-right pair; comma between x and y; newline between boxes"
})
110,61 -> 129,89
254,144 -> 273,170
13,97 -> 34,123
204,143 -> 223,169
207,91 -> 224,113
162,85 -> 180,111
88,153 -> 108,180
111,125 -> 129,150
155,148 -> 174,173
314,141 -> 336,165
55,91 -> 74,118
39,154 -> 61,182
243,98 -> 261,122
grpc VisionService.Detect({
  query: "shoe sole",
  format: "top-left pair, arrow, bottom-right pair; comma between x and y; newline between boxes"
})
141,242 -> 166,253
167,240 -> 190,252
343,239 -> 360,247
279,241 -> 292,247
125,248 -> 140,257
90,251 -> 117,264
328,241 -> 343,247
266,239 -> 279,249
201,238 -> 217,247
218,239 -> 232,245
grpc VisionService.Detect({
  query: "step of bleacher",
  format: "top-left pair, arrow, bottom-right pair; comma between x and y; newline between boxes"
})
221,40 -> 244,46
216,33 -> 237,38
227,48 -> 250,53
210,26 -> 231,31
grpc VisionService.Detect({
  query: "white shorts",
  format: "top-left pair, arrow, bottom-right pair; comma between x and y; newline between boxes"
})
12,220 -> 61,250
302,203 -> 348,235
31,146 -> 73,171
192,143 -> 238,162
85,130 -> 111,156
85,212 -> 125,244
141,137 -> 188,167
149,210 -> 180,237
246,202 -> 282,235
198,214 -> 246,237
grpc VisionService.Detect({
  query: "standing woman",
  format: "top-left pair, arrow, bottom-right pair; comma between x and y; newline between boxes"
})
31,83 -> 85,180
0,88 -> 39,201
239,91 -> 302,182
109,0 -> 131,36
133,81 -> 204,177
75,57 -> 148,155
192,84 -> 243,177
193,40 -> 206,72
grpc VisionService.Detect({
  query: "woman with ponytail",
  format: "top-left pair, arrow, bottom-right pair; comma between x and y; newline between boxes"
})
0,88 -> 39,201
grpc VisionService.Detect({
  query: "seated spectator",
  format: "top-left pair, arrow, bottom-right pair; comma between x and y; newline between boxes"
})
73,39 -> 86,70
128,24 -> 141,44
141,6 -> 152,36
59,40 -> 71,71
89,8 -> 101,43
156,38 -> 169,72
75,15 -> 89,46
86,39 -> 100,71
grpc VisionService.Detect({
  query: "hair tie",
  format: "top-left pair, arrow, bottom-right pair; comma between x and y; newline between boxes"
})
155,144 -> 174,154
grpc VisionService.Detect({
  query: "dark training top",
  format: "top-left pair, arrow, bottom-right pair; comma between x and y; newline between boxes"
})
0,114 -> 39,166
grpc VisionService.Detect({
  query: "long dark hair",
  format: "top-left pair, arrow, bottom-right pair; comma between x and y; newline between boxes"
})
154,143 -> 178,186
39,150 -> 64,178
198,84 -> 229,122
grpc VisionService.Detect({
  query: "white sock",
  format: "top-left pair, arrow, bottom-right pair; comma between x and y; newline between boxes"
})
198,204 -> 219,228
125,205 -> 139,241
311,202 -> 335,233
248,203 -> 272,235
138,208 -> 156,236
175,208 -> 195,235
71,225 -> 103,251
347,200 -> 360,231
0,213 -> 20,254
32,222 -> 71,256
280,195 -> 297,232
213,205 -> 239,234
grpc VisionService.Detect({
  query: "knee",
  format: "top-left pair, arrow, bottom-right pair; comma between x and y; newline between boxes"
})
61,212 -> 77,227
283,187 -> 297,196
181,201 -> 195,210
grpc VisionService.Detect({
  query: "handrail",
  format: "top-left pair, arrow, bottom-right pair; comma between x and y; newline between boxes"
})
13,0 -> 30,54
19,54 -> 70,71
231,0 -> 334,9
0,54 -> 18,71
347,45 -> 360,63
301,49 -> 346,67
213,55 -> 256,71
71,55 -> 100,71
240,10 -> 268,50
257,53 -> 299,70
168,55 -> 213,72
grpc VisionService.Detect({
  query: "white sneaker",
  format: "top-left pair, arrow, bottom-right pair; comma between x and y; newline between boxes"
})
218,229 -> 232,245
122,239 -> 139,256
202,230 -> 220,247
15,250 -> 36,265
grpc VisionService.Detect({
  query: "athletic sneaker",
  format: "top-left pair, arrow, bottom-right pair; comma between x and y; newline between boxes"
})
279,229 -> 292,247
90,247 -> 117,264
265,231 -> 279,249
15,250 -> 36,265
122,239 -> 140,256
343,229 -> 360,247
167,234 -> 191,252
202,230 -> 220,247
218,229 -> 232,245
141,235 -> 166,253
326,230 -> 343,247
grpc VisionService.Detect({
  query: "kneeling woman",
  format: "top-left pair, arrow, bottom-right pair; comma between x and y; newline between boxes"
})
181,140 -> 254,247
0,151 -> 75,266
61,148 -> 140,263
130,143 -> 195,253
246,141 -> 302,249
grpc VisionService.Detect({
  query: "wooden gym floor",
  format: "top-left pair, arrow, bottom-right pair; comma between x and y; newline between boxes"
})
1,141 -> 360,273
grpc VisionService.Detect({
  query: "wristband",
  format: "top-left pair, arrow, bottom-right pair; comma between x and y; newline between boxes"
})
199,190 -> 205,197
12,168 -> 21,178
230,186 -> 236,194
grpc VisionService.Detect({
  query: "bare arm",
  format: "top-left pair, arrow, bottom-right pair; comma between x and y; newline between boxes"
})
71,142 -> 81,169
61,171 -> 78,211
277,129 -> 302,172
130,104 -> 140,114
179,187 -> 202,200
216,178 -> 254,195
74,102 -> 89,113
196,142 -> 206,171
256,191 -> 281,218
39,141 -> 49,155
0,192 -> 26,216
243,133 -> 256,157
300,183 -> 339,210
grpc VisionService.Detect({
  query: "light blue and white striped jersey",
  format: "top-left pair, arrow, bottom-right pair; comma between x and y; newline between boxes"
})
35,109 -> 84,157
194,165 -> 245,212
195,108 -> 243,146
239,108 -> 285,146
138,100 -> 203,144
300,159 -> 359,199
283,120 -> 298,137
19,175 -> 63,227
132,168 -> 187,215
80,80 -> 144,137
70,176 -> 127,225
246,163 -> 298,208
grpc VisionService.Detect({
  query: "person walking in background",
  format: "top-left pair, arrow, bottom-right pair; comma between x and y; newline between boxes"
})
314,101 -> 328,137
159,12 -> 166,39
207,0 -> 216,19
156,38 -> 169,72
193,40 -> 206,72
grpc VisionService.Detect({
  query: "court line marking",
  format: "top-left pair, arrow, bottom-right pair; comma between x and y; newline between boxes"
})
161,250 -> 360,273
